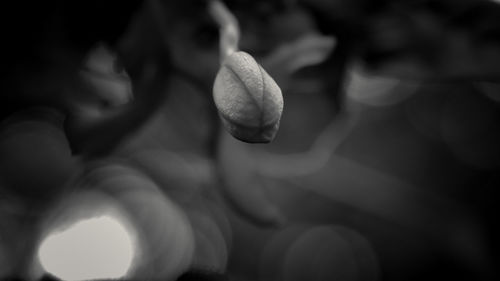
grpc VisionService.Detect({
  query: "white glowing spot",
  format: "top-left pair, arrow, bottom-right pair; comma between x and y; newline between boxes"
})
38,216 -> 135,281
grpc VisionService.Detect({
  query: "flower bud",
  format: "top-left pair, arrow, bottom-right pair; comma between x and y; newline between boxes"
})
213,51 -> 283,143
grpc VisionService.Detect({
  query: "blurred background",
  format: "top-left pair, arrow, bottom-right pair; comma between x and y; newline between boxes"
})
1,0 -> 499,280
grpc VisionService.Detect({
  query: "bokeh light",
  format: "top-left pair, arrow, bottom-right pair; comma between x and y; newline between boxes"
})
38,216 -> 134,281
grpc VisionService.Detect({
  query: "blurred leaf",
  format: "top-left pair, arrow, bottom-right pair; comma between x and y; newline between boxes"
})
263,34 -> 336,84
80,44 -> 133,108
345,64 -> 419,106
217,132 -> 286,227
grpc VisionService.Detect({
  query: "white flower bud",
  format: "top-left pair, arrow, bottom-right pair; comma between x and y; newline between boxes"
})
213,51 -> 283,143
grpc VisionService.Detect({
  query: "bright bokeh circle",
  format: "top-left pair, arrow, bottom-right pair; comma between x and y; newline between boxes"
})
38,215 -> 135,281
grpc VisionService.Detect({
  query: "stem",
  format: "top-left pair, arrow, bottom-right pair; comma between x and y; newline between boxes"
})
147,0 -> 173,52
208,0 -> 240,62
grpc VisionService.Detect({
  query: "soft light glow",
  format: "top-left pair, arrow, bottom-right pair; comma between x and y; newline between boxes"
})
38,216 -> 135,281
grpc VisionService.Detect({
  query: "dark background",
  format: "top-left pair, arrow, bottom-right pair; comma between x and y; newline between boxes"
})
1,0 -> 499,280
